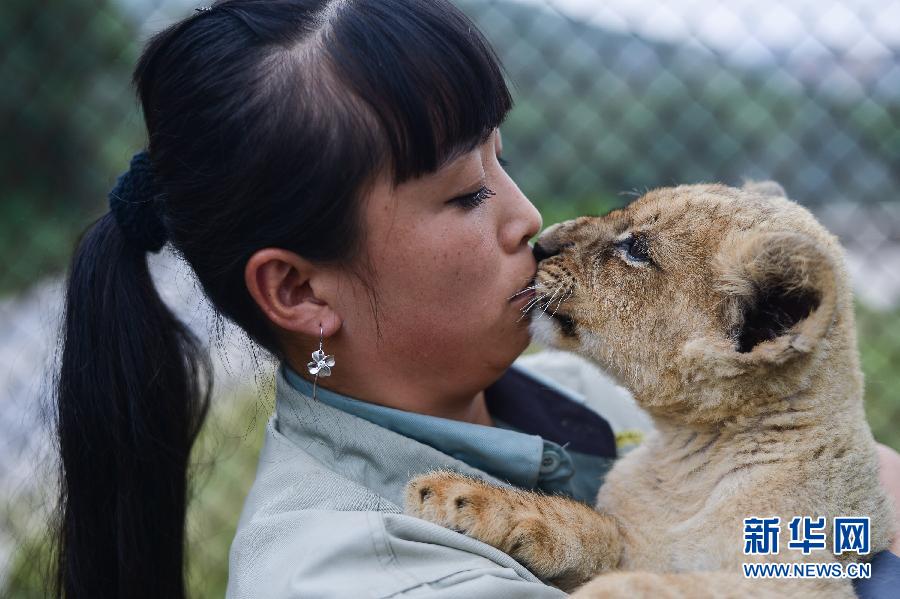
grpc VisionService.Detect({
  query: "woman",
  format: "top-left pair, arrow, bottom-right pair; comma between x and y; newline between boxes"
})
54,0 -> 900,597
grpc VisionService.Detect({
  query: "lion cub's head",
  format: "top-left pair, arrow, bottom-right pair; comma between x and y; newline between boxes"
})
530,182 -> 858,423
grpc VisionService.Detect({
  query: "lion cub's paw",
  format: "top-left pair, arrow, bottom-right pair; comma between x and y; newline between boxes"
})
404,470 -> 512,539
404,471 -> 617,589
404,471 -> 556,572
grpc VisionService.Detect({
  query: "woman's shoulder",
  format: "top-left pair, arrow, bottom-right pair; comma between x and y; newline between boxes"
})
233,417 -> 402,526
227,419 -> 566,598
227,505 -> 565,599
227,464 -> 562,598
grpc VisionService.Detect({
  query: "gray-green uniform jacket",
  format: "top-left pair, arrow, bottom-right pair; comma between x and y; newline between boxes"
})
225,350 -> 650,598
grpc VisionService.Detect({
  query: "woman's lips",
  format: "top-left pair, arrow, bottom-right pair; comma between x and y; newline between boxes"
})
509,272 -> 538,306
510,288 -> 536,306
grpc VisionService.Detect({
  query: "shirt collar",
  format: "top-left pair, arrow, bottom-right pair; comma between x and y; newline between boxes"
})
282,363 -> 546,489
281,359 -> 616,496
272,365 -> 506,509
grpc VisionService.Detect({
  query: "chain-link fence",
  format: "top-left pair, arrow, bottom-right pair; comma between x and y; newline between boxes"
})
2,0 -> 898,595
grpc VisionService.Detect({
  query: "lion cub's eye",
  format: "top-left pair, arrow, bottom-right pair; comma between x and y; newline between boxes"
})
615,234 -> 652,264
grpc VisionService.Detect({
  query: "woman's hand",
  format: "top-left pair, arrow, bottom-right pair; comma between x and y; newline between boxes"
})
877,442 -> 900,555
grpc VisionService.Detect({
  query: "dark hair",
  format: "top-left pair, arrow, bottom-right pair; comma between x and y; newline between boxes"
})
53,0 -> 512,597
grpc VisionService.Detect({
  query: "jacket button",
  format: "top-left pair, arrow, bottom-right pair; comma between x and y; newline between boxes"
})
540,451 -> 561,473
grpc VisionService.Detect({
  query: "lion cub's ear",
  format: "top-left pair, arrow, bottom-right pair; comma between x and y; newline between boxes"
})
741,179 -> 787,198
684,231 -> 838,376
718,230 -> 838,363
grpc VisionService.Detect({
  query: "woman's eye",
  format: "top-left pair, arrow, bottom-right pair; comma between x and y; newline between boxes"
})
452,185 -> 496,210
616,234 -> 652,263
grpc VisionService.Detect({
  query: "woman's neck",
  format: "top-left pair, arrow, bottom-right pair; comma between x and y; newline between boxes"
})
288,356 -> 496,426
461,390 -> 494,427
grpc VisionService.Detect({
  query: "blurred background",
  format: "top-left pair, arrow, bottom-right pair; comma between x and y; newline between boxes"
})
2,0 -> 898,595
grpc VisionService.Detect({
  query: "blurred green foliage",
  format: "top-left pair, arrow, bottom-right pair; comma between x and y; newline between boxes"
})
0,0 -> 144,296
858,304 -> 900,451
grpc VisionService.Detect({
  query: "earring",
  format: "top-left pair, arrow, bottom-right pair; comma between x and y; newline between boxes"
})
307,323 -> 335,401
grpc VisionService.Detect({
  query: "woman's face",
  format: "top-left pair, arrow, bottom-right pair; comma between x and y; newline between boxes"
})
318,128 -> 543,409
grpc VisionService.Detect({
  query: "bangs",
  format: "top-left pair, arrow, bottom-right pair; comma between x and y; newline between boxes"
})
326,0 -> 513,184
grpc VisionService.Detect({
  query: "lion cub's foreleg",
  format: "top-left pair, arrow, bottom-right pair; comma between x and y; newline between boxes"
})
404,471 -> 622,591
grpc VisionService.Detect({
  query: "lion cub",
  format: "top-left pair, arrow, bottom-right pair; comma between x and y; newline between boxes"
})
405,183 -> 895,598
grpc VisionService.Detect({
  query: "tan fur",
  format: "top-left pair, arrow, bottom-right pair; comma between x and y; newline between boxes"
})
404,183 -> 895,597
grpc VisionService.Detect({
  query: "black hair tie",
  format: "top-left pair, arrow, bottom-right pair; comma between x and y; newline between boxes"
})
107,150 -> 168,253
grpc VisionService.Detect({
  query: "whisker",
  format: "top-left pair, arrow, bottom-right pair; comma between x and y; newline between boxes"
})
506,284 -> 539,301
549,288 -> 565,318
539,286 -> 562,318
550,287 -> 573,318
521,292 -> 547,314
517,292 -> 549,322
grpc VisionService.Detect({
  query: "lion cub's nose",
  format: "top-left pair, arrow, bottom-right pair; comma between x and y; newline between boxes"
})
532,242 -> 560,262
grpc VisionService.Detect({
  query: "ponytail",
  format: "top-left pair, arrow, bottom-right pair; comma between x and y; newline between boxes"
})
53,213 -> 211,598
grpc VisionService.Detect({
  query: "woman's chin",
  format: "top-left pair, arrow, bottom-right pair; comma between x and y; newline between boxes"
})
504,319 -> 534,357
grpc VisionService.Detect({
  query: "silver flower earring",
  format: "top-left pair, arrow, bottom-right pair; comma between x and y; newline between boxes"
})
307,323 -> 335,401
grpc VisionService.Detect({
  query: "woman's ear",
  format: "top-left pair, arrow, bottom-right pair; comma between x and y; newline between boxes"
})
244,248 -> 343,338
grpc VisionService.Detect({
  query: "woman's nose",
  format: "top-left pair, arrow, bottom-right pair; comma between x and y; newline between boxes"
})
502,189 -> 543,254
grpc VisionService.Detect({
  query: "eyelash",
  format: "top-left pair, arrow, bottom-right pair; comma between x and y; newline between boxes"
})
454,185 -> 496,210
450,155 -> 508,210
